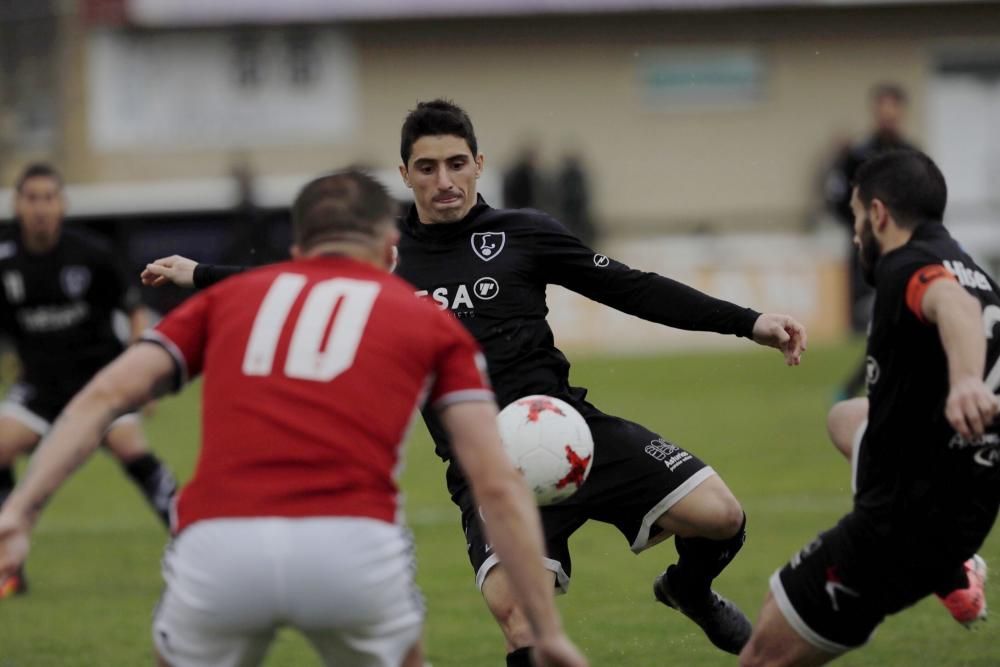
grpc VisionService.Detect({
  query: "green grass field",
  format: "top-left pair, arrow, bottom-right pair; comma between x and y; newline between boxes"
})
2,341 -> 998,666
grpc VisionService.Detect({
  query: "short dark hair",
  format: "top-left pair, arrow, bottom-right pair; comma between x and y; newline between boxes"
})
870,82 -> 908,105
853,149 -> 947,229
291,170 -> 395,249
400,99 -> 478,165
15,162 -> 63,192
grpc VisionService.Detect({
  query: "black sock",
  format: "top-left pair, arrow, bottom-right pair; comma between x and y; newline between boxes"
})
123,454 -> 177,528
672,513 -> 747,594
0,466 -> 14,508
506,647 -> 533,667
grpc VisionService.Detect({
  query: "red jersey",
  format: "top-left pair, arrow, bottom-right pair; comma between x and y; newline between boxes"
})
146,256 -> 492,533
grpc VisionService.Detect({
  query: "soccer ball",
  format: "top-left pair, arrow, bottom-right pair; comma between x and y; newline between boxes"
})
497,395 -> 595,506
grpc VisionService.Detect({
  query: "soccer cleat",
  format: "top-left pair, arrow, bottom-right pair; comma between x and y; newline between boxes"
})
653,565 -> 752,654
937,555 -> 987,628
0,569 -> 28,599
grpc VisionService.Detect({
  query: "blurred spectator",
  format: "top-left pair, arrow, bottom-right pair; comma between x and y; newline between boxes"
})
824,83 -> 916,331
222,156 -> 281,266
823,83 -> 916,397
502,146 -> 542,209
555,152 -> 597,247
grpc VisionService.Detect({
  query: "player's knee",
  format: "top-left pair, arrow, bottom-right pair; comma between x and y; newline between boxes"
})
0,437 -> 31,465
701,488 -> 744,539
827,398 -> 866,459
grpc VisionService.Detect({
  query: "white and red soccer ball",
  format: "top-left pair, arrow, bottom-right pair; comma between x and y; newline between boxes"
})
497,395 -> 594,505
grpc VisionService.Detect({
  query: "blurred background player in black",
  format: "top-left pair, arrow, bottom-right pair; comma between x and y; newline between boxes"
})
0,163 -> 176,599
824,83 -> 915,399
555,152 -> 596,248
502,145 -> 543,210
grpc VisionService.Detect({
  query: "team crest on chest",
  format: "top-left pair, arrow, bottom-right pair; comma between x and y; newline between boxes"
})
471,232 -> 505,262
60,265 -> 91,298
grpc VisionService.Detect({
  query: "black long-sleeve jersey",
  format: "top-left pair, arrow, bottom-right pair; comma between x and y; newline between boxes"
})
192,198 -> 762,468
394,198 -> 761,463
858,223 -> 1000,544
0,228 -> 141,383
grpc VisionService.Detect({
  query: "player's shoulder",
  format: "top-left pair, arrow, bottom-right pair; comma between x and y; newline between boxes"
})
480,205 -> 565,234
878,224 -> 956,284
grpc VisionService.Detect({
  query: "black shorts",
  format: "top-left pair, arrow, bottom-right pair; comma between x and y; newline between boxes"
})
771,511 -> 986,654
456,405 -> 714,593
1,377 -> 137,435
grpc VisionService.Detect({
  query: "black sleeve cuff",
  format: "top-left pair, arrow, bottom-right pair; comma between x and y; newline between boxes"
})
736,308 -> 762,340
192,264 -> 247,290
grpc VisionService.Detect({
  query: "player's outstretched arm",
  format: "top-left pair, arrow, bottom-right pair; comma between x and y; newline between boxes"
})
921,280 -> 1000,439
142,255 -> 199,288
751,313 -> 808,366
0,344 -> 175,578
441,400 -> 589,667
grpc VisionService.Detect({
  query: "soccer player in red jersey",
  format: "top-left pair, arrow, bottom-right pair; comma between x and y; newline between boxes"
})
0,170 -> 587,667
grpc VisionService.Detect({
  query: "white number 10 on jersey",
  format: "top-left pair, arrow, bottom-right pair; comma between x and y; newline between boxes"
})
242,273 -> 380,381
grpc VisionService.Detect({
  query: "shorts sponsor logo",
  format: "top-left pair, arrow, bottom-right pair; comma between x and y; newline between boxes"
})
593,254 -> 610,267
471,232 -> 505,262
645,438 -> 691,471
865,356 -> 880,387
473,277 -> 499,300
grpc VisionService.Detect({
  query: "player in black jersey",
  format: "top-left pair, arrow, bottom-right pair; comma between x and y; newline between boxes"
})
0,164 -> 177,599
142,100 -> 807,662
741,150 -> 1000,667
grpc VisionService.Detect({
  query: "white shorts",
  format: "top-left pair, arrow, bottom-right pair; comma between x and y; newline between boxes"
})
153,517 -> 424,667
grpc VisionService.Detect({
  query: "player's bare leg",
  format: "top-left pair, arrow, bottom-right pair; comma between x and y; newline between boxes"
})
0,415 -> 42,469
481,564 -> 556,661
652,474 -> 752,654
401,639 -> 425,667
103,419 -> 177,528
739,591 -> 834,667
0,416 -> 41,598
826,398 -> 868,460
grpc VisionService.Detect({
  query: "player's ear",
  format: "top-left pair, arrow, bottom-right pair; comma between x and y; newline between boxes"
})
398,165 -> 412,189
475,154 -> 484,178
870,198 -> 890,231
289,244 -> 302,259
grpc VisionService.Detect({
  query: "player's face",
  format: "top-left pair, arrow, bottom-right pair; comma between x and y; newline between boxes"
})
400,135 -> 483,224
15,176 -> 65,249
873,95 -> 905,136
851,188 -> 881,285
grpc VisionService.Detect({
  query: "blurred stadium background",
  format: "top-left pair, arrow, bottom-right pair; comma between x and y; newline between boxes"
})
0,0 -> 998,665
